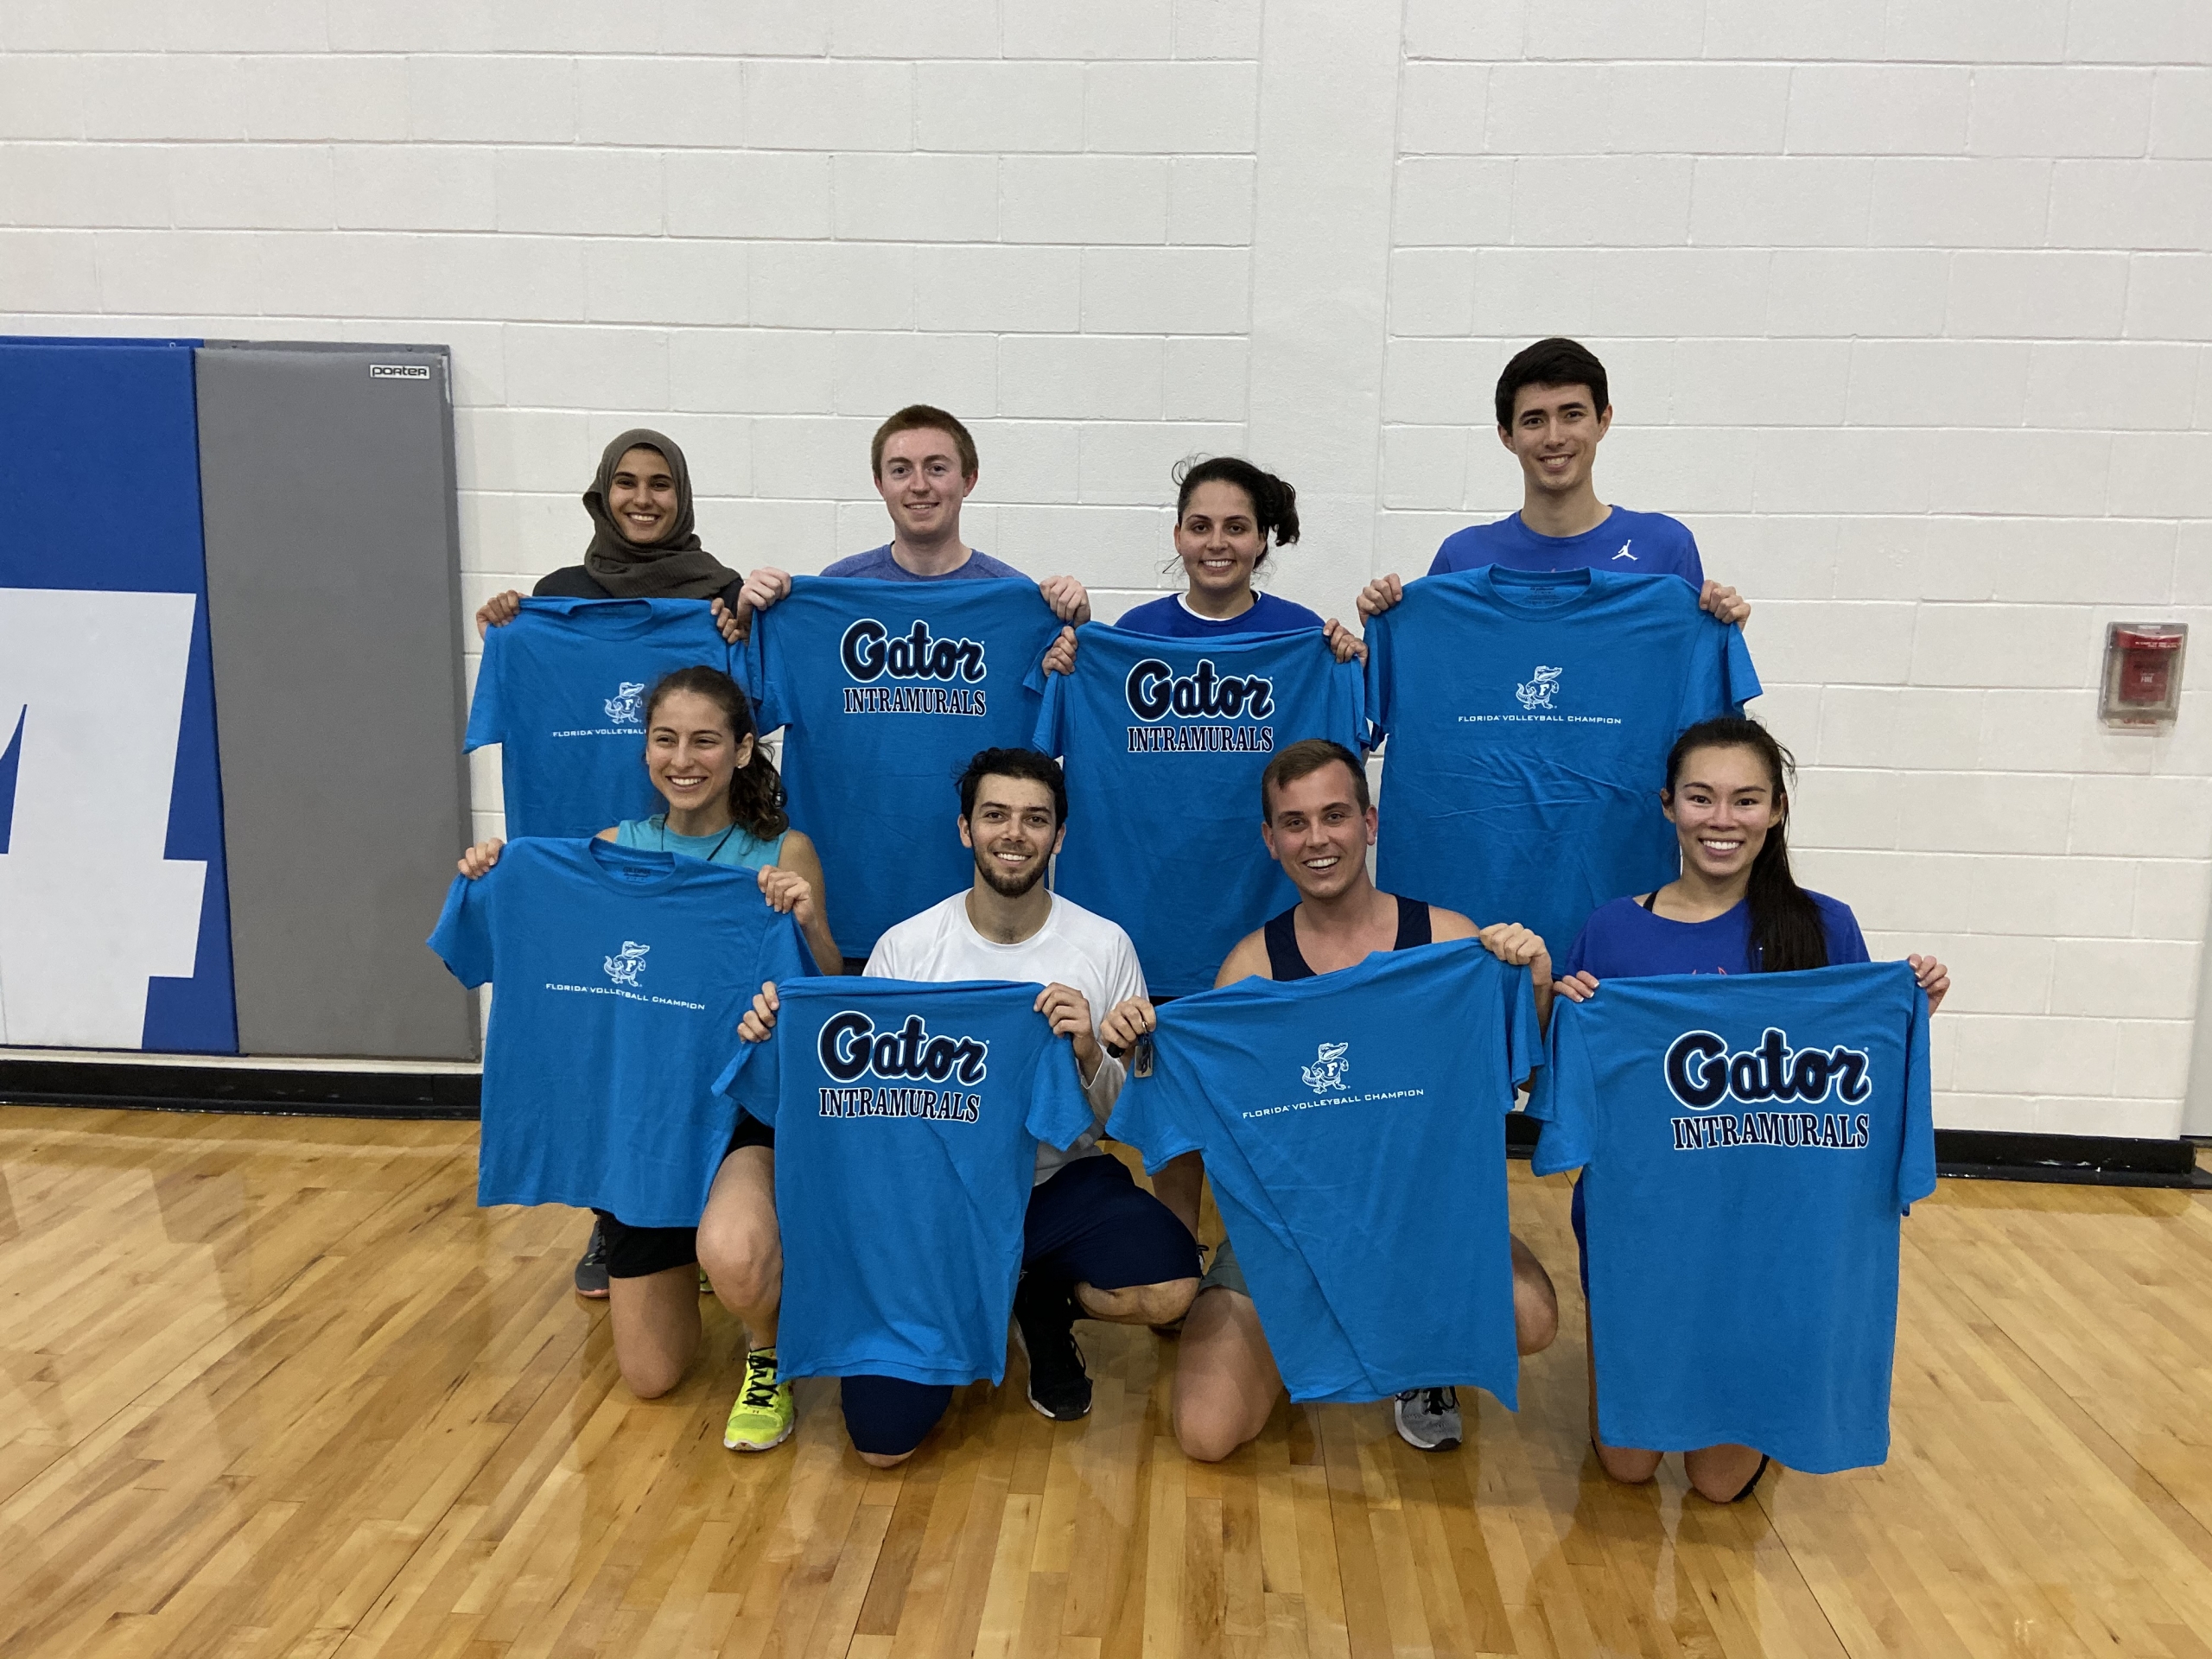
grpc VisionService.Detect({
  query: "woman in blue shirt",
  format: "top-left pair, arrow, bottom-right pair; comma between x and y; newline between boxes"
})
455,665 -> 836,1447
1552,715 -> 1949,1503
1042,456 -> 1363,1245
1042,455 -> 1365,670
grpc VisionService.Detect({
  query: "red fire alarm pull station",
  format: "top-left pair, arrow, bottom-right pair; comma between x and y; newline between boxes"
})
2100,622 -> 2188,730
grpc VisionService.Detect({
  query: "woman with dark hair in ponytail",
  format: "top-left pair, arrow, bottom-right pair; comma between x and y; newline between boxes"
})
1037,457 -> 1365,1253
1550,715 -> 1949,1503
1039,455 -> 1365,671
454,666 -> 840,1387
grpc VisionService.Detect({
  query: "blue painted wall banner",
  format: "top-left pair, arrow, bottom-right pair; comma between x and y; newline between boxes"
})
0,338 -> 239,1052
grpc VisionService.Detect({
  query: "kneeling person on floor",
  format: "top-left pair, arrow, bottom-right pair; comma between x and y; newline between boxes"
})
1100,738 -> 1561,1462
723,747 -> 1201,1464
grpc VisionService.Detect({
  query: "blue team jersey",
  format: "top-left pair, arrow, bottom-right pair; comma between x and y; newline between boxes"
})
1431,507 -> 1705,588
746,577 -> 1064,957
1112,591 -> 1325,639
1529,961 -> 1936,1472
1108,942 -> 1539,1405
1365,567 -> 1758,958
1566,893 -> 1871,978
1033,624 -> 1365,995
465,597 -> 734,838
715,977 -> 1094,1388
427,837 -> 812,1227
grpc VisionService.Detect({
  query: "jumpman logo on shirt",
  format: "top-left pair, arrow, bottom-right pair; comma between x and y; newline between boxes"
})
1611,542 -> 1637,562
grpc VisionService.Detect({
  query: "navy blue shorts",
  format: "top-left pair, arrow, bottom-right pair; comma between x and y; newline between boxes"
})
1021,1152 -> 1203,1293
842,1375 -> 955,1456
837,1154 -> 1200,1456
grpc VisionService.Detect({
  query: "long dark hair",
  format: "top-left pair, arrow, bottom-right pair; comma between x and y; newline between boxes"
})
1663,716 -> 1827,974
1173,455 -> 1300,570
643,666 -> 790,840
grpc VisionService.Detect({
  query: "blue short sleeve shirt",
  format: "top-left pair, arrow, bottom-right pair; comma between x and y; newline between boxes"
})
715,978 -> 1095,1388
1108,942 -> 1539,1406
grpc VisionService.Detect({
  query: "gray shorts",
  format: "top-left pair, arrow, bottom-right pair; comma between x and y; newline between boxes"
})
1197,1230 -> 1249,1299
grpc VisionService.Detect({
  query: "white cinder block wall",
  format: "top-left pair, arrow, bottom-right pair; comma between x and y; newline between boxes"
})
3,0 -> 2206,1137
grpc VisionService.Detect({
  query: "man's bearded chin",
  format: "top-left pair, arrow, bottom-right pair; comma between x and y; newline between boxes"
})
975,844 -> 1049,898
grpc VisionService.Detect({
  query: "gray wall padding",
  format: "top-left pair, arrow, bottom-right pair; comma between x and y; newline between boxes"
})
195,343 -> 477,1059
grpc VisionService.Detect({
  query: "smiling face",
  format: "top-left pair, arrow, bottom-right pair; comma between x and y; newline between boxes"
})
607,445 -> 680,544
645,688 -> 749,821
1499,381 -> 1611,501
1663,743 -> 1783,884
959,773 -> 1063,899
1173,479 -> 1265,603
1261,760 -> 1377,903
874,426 -> 976,544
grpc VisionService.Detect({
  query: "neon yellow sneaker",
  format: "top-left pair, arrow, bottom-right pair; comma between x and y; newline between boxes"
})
723,1348 -> 794,1452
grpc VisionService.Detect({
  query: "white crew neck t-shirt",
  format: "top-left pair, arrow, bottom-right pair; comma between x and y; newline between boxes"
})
865,890 -> 1147,1185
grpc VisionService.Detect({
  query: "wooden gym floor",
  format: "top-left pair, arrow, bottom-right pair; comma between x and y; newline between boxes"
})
4,1105 -> 2212,1659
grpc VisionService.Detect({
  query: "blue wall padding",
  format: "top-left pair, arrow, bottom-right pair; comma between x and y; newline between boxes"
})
0,338 -> 239,1052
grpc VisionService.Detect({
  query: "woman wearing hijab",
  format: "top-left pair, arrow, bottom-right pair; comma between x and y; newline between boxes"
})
475,429 -> 747,645
476,429 -> 749,1295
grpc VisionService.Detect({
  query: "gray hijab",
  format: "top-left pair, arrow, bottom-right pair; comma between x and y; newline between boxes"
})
581,428 -> 740,600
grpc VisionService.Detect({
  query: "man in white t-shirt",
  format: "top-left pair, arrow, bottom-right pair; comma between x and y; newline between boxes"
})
711,747 -> 1202,1465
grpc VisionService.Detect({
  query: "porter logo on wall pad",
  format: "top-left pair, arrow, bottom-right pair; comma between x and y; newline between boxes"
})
1300,1040 -> 1351,1095
1662,1026 -> 1875,1153
839,620 -> 988,716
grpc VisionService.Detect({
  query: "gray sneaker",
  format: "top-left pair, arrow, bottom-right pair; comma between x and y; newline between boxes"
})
1393,1386 -> 1462,1452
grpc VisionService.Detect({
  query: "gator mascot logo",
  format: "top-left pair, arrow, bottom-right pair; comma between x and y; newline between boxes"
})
604,681 -> 647,724
1515,664 -> 1564,710
1300,1040 -> 1351,1094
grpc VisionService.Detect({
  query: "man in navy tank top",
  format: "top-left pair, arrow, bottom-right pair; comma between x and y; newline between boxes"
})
1101,739 -> 1563,1458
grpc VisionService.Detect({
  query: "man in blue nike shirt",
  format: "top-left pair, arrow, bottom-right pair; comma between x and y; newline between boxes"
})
1357,338 -> 1751,627
1100,739 -> 1562,1459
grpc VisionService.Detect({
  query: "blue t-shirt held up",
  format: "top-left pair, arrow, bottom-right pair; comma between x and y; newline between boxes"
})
746,576 -> 1064,957
715,977 -> 1094,1389
1431,506 -> 1705,588
426,837 -> 812,1228
1529,960 -> 1936,1473
1108,941 -> 1539,1406
466,597 -> 734,838
1365,567 -> 1758,961
1033,623 -> 1365,995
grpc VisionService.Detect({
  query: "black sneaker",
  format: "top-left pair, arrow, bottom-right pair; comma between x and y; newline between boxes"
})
1012,1274 -> 1091,1421
573,1217 -> 611,1299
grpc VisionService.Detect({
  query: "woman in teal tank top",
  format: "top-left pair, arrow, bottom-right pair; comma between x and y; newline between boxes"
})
453,664 -> 842,1422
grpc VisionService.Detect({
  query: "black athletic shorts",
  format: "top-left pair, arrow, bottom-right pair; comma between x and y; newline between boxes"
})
837,1154 -> 1201,1455
594,1115 -> 776,1280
